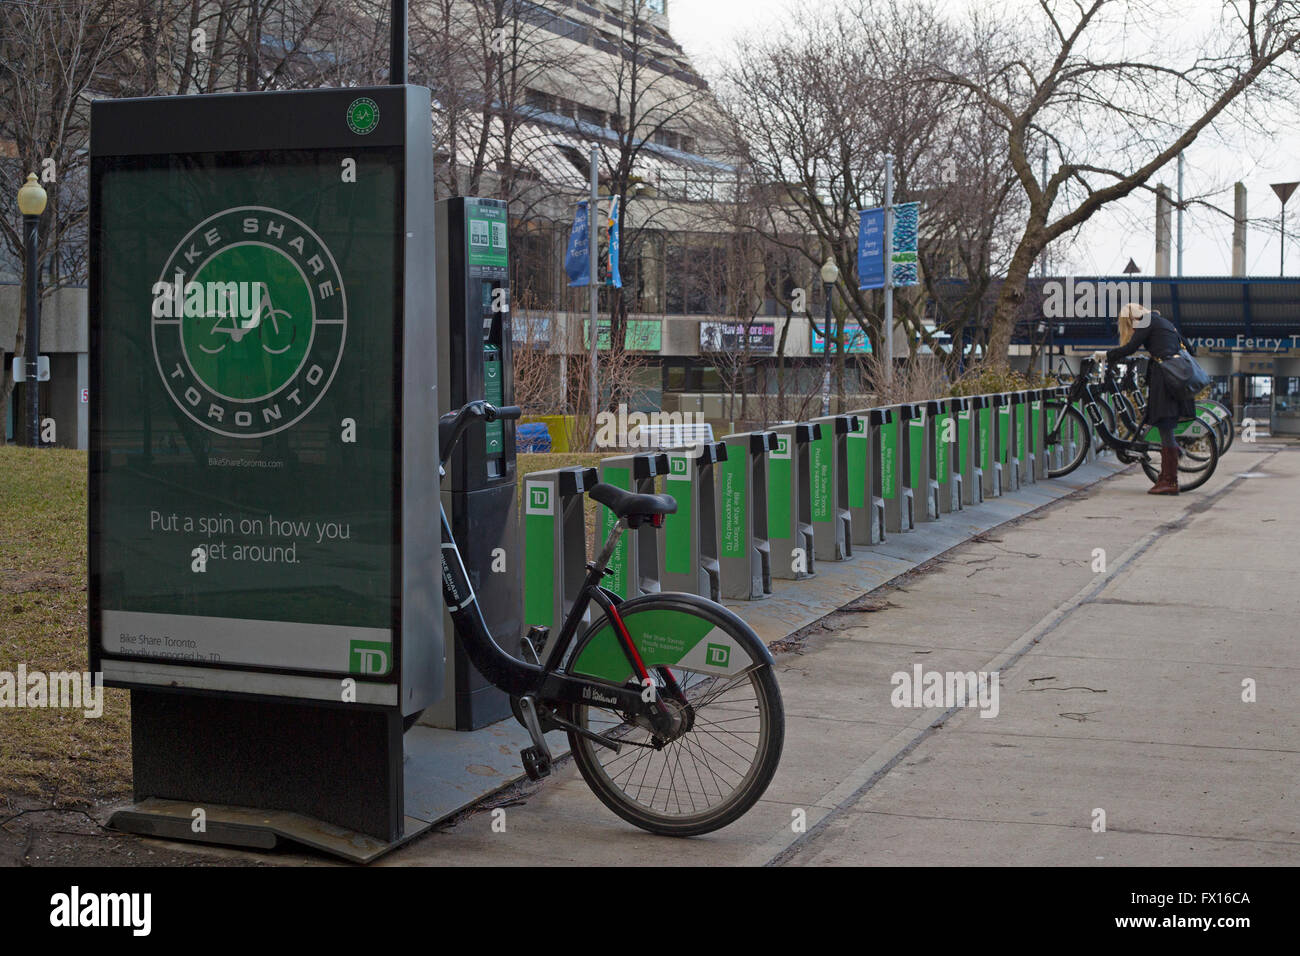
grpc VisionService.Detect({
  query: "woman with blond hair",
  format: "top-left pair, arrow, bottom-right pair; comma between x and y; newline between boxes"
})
1091,303 -> 1194,495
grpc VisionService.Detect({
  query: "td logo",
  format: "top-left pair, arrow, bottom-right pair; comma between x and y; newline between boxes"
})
526,483 -> 552,515
151,206 -> 347,438
705,643 -> 731,668
349,640 -> 391,676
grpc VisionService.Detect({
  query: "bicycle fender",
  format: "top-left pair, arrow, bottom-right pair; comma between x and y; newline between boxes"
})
570,591 -> 771,685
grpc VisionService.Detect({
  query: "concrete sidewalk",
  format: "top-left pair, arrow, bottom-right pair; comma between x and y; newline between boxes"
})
370,439 -> 1297,866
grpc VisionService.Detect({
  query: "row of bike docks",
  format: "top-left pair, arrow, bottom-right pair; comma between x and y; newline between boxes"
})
521,387 -> 1103,633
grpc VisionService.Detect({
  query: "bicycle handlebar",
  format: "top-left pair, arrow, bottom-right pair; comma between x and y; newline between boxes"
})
438,401 -> 521,466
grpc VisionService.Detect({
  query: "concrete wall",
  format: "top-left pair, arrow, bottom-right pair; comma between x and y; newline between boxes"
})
1,284 -> 88,448
0,284 -> 87,353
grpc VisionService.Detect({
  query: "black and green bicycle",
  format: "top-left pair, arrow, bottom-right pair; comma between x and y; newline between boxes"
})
436,400 -> 785,836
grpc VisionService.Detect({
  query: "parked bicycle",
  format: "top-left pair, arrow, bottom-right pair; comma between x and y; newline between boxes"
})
1045,358 -> 1219,491
434,400 -> 785,836
1120,359 -> 1234,455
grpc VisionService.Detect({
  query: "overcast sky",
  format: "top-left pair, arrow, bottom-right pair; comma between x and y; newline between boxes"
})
668,0 -> 1300,279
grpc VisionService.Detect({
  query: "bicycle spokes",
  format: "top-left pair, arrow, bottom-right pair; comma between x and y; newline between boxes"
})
577,665 -> 769,820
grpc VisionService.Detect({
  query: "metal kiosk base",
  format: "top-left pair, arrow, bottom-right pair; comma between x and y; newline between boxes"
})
107,690 -> 569,864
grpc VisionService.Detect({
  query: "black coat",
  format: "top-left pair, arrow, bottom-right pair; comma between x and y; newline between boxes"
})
1106,312 -> 1196,423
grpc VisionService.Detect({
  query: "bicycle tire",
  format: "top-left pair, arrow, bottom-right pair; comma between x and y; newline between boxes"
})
1198,400 -> 1234,454
1140,418 -> 1219,491
1045,402 -> 1091,478
560,592 -> 784,837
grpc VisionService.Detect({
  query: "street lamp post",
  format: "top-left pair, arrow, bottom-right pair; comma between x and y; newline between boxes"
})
820,256 -> 839,416
18,172 -> 48,448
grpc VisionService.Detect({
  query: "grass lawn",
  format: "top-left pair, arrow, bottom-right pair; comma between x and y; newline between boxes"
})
0,447 -> 605,808
0,447 -> 132,806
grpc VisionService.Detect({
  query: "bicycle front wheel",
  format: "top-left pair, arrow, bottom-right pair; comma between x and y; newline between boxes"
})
1045,401 -> 1090,478
561,592 -> 784,837
1198,400 -> 1234,454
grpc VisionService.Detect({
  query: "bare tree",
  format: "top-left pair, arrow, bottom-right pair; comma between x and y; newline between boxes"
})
0,0 -> 128,432
581,0 -> 714,397
718,0 -> 991,394
930,0 -> 1300,363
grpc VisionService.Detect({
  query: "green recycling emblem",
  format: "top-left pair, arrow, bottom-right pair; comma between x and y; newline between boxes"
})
151,206 -> 348,439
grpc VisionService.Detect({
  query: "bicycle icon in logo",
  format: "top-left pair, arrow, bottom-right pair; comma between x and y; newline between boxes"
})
195,282 -> 296,356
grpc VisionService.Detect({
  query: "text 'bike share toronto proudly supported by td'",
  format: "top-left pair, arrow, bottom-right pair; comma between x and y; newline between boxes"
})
88,86 -> 785,860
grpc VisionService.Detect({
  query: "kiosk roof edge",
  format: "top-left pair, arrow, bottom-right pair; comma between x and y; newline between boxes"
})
90,85 -> 428,156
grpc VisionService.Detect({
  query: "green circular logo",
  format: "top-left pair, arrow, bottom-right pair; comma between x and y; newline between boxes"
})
347,97 -> 379,135
152,206 -> 347,439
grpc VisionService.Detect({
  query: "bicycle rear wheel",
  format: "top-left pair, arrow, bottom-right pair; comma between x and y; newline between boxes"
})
561,592 -> 784,837
1045,401 -> 1090,478
1140,417 -> 1219,492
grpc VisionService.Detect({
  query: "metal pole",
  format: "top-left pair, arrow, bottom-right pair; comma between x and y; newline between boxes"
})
555,225 -> 566,414
24,214 -> 40,447
821,284 -> 832,415
587,146 -> 599,450
883,154 -> 894,385
1177,152 -> 1184,276
1282,201 -> 1287,278
390,0 -> 407,84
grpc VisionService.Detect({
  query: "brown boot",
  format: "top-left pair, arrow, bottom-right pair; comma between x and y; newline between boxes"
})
1148,446 -> 1179,495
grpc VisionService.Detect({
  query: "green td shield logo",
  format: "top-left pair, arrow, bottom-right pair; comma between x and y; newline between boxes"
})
526,482 -> 552,515
151,206 -> 347,439
705,642 -> 731,667
349,639 -> 391,675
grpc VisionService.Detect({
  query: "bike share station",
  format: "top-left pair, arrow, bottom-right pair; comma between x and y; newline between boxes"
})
84,87 -> 1135,865
88,86 -> 565,862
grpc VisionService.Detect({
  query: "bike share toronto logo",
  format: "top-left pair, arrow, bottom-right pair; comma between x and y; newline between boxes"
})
346,96 -> 379,135
150,206 -> 347,438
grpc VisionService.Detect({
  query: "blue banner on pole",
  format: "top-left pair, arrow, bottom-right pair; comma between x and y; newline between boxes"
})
607,196 -> 622,288
565,200 -> 590,287
891,201 -> 920,287
858,207 -> 885,290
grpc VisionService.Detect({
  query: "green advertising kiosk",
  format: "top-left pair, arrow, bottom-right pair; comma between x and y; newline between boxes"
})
88,86 -> 441,851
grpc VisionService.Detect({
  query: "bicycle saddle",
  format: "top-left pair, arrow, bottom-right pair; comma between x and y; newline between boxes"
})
588,483 -> 678,526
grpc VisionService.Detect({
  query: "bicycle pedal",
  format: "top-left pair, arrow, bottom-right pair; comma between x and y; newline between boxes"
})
520,746 -> 552,781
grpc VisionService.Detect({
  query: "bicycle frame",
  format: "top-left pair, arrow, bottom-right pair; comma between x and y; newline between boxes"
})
1052,361 -> 1154,461
433,399 -> 684,741
437,505 -> 677,728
